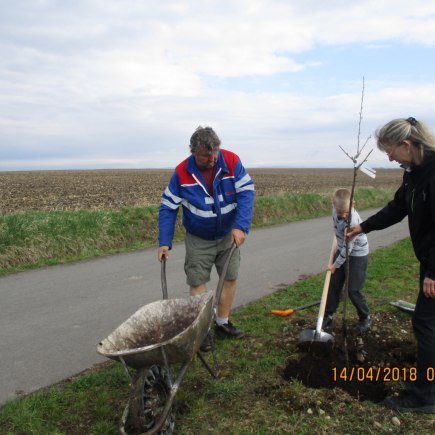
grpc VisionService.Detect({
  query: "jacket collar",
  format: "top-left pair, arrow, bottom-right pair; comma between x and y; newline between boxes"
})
408,151 -> 435,173
185,149 -> 228,176
216,149 -> 229,174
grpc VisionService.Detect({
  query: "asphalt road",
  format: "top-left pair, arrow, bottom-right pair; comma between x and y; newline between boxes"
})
0,209 -> 409,406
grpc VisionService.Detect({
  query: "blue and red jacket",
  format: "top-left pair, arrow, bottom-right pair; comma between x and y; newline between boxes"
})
158,149 -> 255,248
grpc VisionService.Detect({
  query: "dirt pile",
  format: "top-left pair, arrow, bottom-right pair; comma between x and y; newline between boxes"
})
281,312 -> 417,403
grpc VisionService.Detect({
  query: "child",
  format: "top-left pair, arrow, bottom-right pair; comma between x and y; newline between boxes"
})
323,188 -> 372,332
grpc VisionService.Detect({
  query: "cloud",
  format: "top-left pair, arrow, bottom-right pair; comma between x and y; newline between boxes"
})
1,0 -> 435,170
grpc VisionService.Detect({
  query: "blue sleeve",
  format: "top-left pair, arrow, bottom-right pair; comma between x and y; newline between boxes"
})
158,172 -> 182,248
233,159 -> 255,233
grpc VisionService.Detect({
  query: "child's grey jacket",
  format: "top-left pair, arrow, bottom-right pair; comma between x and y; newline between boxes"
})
332,206 -> 369,269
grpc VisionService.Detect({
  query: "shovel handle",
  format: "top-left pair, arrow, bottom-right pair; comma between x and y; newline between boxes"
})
315,270 -> 332,332
271,300 -> 320,317
315,236 -> 337,333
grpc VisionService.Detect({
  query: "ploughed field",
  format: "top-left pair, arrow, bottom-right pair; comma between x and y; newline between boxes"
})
0,168 -> 403,215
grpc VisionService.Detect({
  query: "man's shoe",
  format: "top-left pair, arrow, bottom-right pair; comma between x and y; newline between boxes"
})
199,332 -> 213,352
357,315 -> 372,332
215,320 -> 245,338
384,392 -> 435,413
322,315 -> 333,330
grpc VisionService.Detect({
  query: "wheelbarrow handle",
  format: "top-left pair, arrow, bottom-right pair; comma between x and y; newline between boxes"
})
160,243 -> 236,304
213,243 -> 237,312
161,258 -> 168,300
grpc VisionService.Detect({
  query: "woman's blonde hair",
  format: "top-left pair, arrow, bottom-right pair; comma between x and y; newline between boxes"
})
376,117 -> 435,159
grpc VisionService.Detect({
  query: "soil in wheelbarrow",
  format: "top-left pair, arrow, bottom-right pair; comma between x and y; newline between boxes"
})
280,311 -> 417,403
126,310 -> 199,349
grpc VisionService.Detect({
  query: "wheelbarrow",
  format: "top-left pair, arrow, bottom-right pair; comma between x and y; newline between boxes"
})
97,244 -> 236,434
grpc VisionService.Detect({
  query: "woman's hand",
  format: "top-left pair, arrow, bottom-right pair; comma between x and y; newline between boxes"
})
346,224 -> 362,241
423,277 -> 435,299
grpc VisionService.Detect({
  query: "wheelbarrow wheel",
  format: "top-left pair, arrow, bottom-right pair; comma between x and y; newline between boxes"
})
129,365 -> 175,434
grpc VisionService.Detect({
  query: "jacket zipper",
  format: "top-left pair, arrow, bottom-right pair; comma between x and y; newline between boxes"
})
411,188 -> 415,213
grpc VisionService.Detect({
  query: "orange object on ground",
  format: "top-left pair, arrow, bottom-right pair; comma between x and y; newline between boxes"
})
271,301 -> 320,317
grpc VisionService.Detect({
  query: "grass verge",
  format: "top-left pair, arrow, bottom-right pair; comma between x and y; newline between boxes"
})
2,238 -> 432,434
0,187 -> 394,275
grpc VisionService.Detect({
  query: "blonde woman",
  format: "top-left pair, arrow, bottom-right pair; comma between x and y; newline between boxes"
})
347,117 -> 435,413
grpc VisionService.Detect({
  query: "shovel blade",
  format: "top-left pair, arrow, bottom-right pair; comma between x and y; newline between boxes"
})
297,328 -> 334,352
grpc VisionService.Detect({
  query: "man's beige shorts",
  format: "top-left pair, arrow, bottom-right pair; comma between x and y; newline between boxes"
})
184,232 -> 240,287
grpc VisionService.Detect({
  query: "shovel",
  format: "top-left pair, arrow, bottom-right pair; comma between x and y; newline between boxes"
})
297,237 -> 337,351
271,300 -> 320,317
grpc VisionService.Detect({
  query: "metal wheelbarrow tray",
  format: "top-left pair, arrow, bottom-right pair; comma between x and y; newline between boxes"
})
97,291 -> 213,368
97,292 -> 215,434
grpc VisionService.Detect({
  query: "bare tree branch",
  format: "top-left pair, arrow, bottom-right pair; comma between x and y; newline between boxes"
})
356,77 -> 365,155
339,76 -> 374,369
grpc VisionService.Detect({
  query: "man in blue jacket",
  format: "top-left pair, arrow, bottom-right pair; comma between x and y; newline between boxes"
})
158,126 -> 255,347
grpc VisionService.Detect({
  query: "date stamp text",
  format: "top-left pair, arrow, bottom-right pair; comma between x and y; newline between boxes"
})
332,367 -> 435,382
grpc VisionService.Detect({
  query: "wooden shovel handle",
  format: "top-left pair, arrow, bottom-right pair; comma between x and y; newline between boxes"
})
315,237 -> 337,333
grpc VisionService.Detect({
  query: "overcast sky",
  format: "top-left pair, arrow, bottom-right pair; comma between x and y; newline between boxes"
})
1,0 -> 435,171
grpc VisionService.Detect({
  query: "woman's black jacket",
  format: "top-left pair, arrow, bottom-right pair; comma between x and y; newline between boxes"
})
361,152 -> 435,279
